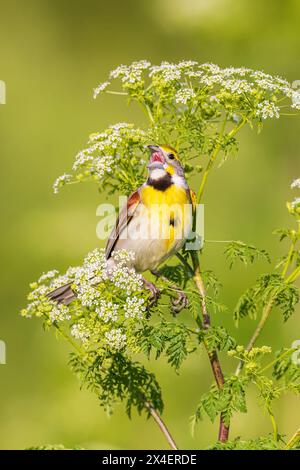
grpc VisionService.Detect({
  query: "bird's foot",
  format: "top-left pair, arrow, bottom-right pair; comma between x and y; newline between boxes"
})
150,269 -> 188,315
143,278 -> 160,309
171,289 -> 188,315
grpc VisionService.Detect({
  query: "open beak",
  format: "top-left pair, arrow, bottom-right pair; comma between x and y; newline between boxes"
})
147,145 -> 165,169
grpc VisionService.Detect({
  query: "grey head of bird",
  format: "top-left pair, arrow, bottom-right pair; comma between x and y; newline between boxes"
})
146,144 -> 185,180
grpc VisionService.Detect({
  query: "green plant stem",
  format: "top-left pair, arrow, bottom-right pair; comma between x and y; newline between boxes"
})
286,264 -> 300,283
285,426 -> 300,450
235,298 -> 274,376
145,103 -> 155,124
144,403 -> 178,450
258,347 -> 294,375
197,116 -> 247,203
189,118 -> 249,443
105,90 -> 128,96
52,321 -> 178,450
281,239 -> 296,278
197,118 -> 227,203
190,117 -> 249,441
268,406 -> 279,442
191,254 -> 229,442
176,252 -> 194,276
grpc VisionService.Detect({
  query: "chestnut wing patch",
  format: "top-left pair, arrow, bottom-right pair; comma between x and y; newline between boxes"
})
105,189 -> 141,259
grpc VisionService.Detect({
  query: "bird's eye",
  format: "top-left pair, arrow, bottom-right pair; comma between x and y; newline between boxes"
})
168,153 -> 175,160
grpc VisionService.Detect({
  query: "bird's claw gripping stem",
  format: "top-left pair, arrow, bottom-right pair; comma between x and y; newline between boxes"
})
143,278 -> 161,309
171,289 -> 188,314
150,269 -> 188,315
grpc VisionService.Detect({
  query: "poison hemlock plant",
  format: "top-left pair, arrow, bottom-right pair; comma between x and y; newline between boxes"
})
22,61 -> 300,450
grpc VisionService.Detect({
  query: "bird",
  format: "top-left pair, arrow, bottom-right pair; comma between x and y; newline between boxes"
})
48,145 -> 194,313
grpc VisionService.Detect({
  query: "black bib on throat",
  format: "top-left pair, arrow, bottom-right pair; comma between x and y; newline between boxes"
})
147,173 -> 173,191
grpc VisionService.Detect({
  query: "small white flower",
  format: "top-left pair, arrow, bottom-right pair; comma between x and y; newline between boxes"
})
222,67 -> 251,77
49,303 -> 71,323
109,263 -> 143,293
124,296 -> 146,319
255,100 -> 280,120
88,155 -> 114,178
200,63 -> 221,74
112,249 -> 136,263
22,300 -> 40,318
72,150 -> 94,171
76,283 -> 101,307
105,328 -> 126,350
199,73 -> 223,87
27,285 -> 48,301
109,122 -> 131,131
291,178 -> 300,189
291,197 -> 300,209
150,62 -> 181,83
110,61 -> 150,85
291,91 -> 300,110
96,299 -> 119,323
38,270 -> 59,284
175,88 -> 196,105
178,60 -> 198,69
53,174 -> 72,194
93,81 -> 110,99
185,70 -> 203,79
71,324 -> 89,342
223,79 -> 253,95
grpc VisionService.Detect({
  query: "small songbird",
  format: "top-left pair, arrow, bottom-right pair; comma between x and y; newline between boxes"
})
48,145 -> 194,312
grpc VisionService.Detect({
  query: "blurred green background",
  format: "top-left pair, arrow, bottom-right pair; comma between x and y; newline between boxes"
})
0,0 -> 299,450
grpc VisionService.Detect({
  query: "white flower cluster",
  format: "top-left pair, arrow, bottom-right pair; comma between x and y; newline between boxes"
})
38,270 -> 59,284
71,323 -> 90,342
291,178 -> 300,189
89,154 -> 114,177
27,284 -> 48,301
53,173 -> 72,194
291,197 -> 300,209
76,284 -> 101,308
291,178 -> 300,209
223,79 -> 253,95
177,60 -> 198,69
93,81 -> 110,99
110,60 -> 151,85
124,296 -> 146,320
49,303 -> 71,323
87,122 -> 145,149
175,88 -> 196,105
150,62 -> 182,83
72,148 -> 114,174
53,122 -> 146,193
64,248 -> 143,307
105,328 -> 127,350
108,251 -> 143,295
292,90 -> 300,110
255,100 -> 280,120
99,60 -> 299,120
96,299 -> 119,323
22,249 -> 146,356
22,300 -> 40,318
111,249 -> 136,263
109,265 -> 143,295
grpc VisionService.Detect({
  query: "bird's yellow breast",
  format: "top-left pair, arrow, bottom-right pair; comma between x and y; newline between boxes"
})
140,184 -> 192,252
141,184 -> 189,207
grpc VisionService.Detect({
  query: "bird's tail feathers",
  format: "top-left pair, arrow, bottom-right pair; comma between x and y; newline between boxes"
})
47,259 -> 117,306
47,283 -> 76,305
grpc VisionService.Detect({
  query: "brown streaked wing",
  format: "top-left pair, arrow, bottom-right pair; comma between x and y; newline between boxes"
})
105,189 -> 141,259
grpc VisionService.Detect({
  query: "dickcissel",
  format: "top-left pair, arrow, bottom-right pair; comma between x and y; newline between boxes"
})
49,145 -> 194,312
